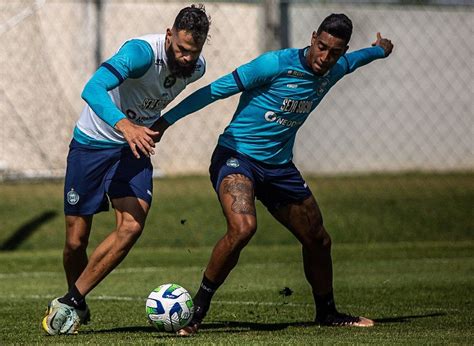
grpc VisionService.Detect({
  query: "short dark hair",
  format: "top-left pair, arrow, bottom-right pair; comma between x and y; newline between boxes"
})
317,13 -> 353,44
173,4 -> 211,45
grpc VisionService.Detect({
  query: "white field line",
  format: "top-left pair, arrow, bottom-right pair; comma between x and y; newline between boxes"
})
0,294 -> 460,312
0,267 -> 200,279
0,293 -> 312,307
0,263 -> 292,279
0,256 -> 461,279
0,293 -> 461,316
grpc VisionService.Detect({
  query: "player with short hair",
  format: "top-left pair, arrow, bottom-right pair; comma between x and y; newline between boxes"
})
154,13 -> 394,334
42,4 -> 210,335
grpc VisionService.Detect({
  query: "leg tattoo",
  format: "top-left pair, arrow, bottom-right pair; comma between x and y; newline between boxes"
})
221,176 -> 256,216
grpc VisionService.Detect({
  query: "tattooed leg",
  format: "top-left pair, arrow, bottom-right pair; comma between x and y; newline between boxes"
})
204,174 -> 257,284
221,174 -> 256,216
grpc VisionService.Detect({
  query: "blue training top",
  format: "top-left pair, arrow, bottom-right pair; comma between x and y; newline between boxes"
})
163,46 -> 385,165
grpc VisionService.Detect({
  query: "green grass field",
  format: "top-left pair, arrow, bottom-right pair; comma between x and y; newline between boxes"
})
0,173 -> 473,344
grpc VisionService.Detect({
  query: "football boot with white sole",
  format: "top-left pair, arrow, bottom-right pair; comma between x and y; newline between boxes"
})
42,298 -> 81,335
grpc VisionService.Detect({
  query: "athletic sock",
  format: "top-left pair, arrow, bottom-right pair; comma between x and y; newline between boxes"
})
192,275 -> 221,322
59,285 -> 87,310
314,290 -> 337,321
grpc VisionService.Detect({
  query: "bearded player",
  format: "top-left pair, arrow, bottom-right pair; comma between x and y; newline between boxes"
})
42,4 -> 210,335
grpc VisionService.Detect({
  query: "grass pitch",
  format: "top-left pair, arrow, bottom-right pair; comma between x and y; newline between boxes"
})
0,173 -> 472,344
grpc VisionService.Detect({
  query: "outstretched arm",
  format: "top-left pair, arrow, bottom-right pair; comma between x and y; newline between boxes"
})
149,76 -> 239,142
152,51 -> 281,141
162,73 -> 241,125
342,32 -> 393,74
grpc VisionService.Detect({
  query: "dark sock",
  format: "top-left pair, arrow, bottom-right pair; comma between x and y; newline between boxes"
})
59,285 -> 87,310
315,290 -> 337,320
192,275 -> 221,322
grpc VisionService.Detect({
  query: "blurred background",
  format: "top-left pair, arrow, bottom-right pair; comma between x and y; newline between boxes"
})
0,0 -> 472,249
0,3 -> 472,342
0,0 -> 472,178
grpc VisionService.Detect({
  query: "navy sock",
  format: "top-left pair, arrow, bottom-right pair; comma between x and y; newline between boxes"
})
192,275 -> 221,321
315,290 -> 337,319
59,285 -> 86,310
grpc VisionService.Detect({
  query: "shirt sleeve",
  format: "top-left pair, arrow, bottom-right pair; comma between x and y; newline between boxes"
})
162,72 -> 240,125
162,52 -> 280,125
233,51 -> 280,90
338,45 -> 386,76
81,39 -> 154,127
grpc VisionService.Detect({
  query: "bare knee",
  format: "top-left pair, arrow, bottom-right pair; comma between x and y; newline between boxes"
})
225,218 -> 257,250
64,237 -> 89,255
117,218 -> 144,242
64,216 -> 91,253
304,223 -> 332,251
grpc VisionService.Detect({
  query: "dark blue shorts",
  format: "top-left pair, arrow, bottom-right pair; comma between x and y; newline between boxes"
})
64,139 -> 153,215
209,145 -> 312,211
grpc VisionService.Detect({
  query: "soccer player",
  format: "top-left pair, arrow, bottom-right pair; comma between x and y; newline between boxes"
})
41,4 -> 210,335
154,13 -> 394,335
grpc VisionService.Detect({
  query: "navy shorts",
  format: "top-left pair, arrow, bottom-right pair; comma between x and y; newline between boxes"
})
64,139 -> 153,215
209,145 -> 312,211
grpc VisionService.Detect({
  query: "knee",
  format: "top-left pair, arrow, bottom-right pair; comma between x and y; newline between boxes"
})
64,219 -> 89,253
306,223 -> 332,251
117,218 -> 144,241
64,237 -> 88,254
226,219 -> 257,249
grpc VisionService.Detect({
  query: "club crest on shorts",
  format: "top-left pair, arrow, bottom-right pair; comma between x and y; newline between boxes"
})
226,157 -> 240,168
67,188 -> 80,205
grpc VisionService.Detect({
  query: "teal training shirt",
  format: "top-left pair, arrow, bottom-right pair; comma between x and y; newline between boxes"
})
163,46 -> 385,164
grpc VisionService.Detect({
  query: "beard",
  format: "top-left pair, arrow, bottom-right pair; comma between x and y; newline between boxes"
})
165,45 -> 198,79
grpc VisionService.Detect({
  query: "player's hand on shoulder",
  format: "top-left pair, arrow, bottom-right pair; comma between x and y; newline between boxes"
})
115,118 -> 159,159
372,32 -> 393,57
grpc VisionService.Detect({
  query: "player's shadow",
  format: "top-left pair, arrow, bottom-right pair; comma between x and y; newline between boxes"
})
199,320 -> 315,332
0,211 -> 57,251
82,321 -> 313,335
373,312 -> 446,323
85,312 -> 446,335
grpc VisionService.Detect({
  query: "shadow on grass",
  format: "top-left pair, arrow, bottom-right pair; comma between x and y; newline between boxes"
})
82,312 -> 446,335
0,211 -> 57,251
374,312 -> 446,323
82,321 -> 314,335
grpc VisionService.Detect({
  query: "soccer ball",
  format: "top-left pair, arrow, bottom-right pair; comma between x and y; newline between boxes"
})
145,283 -> 194,332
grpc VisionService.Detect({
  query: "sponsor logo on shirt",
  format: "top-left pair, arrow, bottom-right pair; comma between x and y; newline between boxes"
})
126,109 -> 159,124
138,97 -> 172,111
264,111 -> 303,128
280,98 -> 313,114
287,69 -> 305,78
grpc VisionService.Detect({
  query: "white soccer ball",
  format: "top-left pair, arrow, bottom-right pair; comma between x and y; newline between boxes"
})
145,283 -> 194,332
